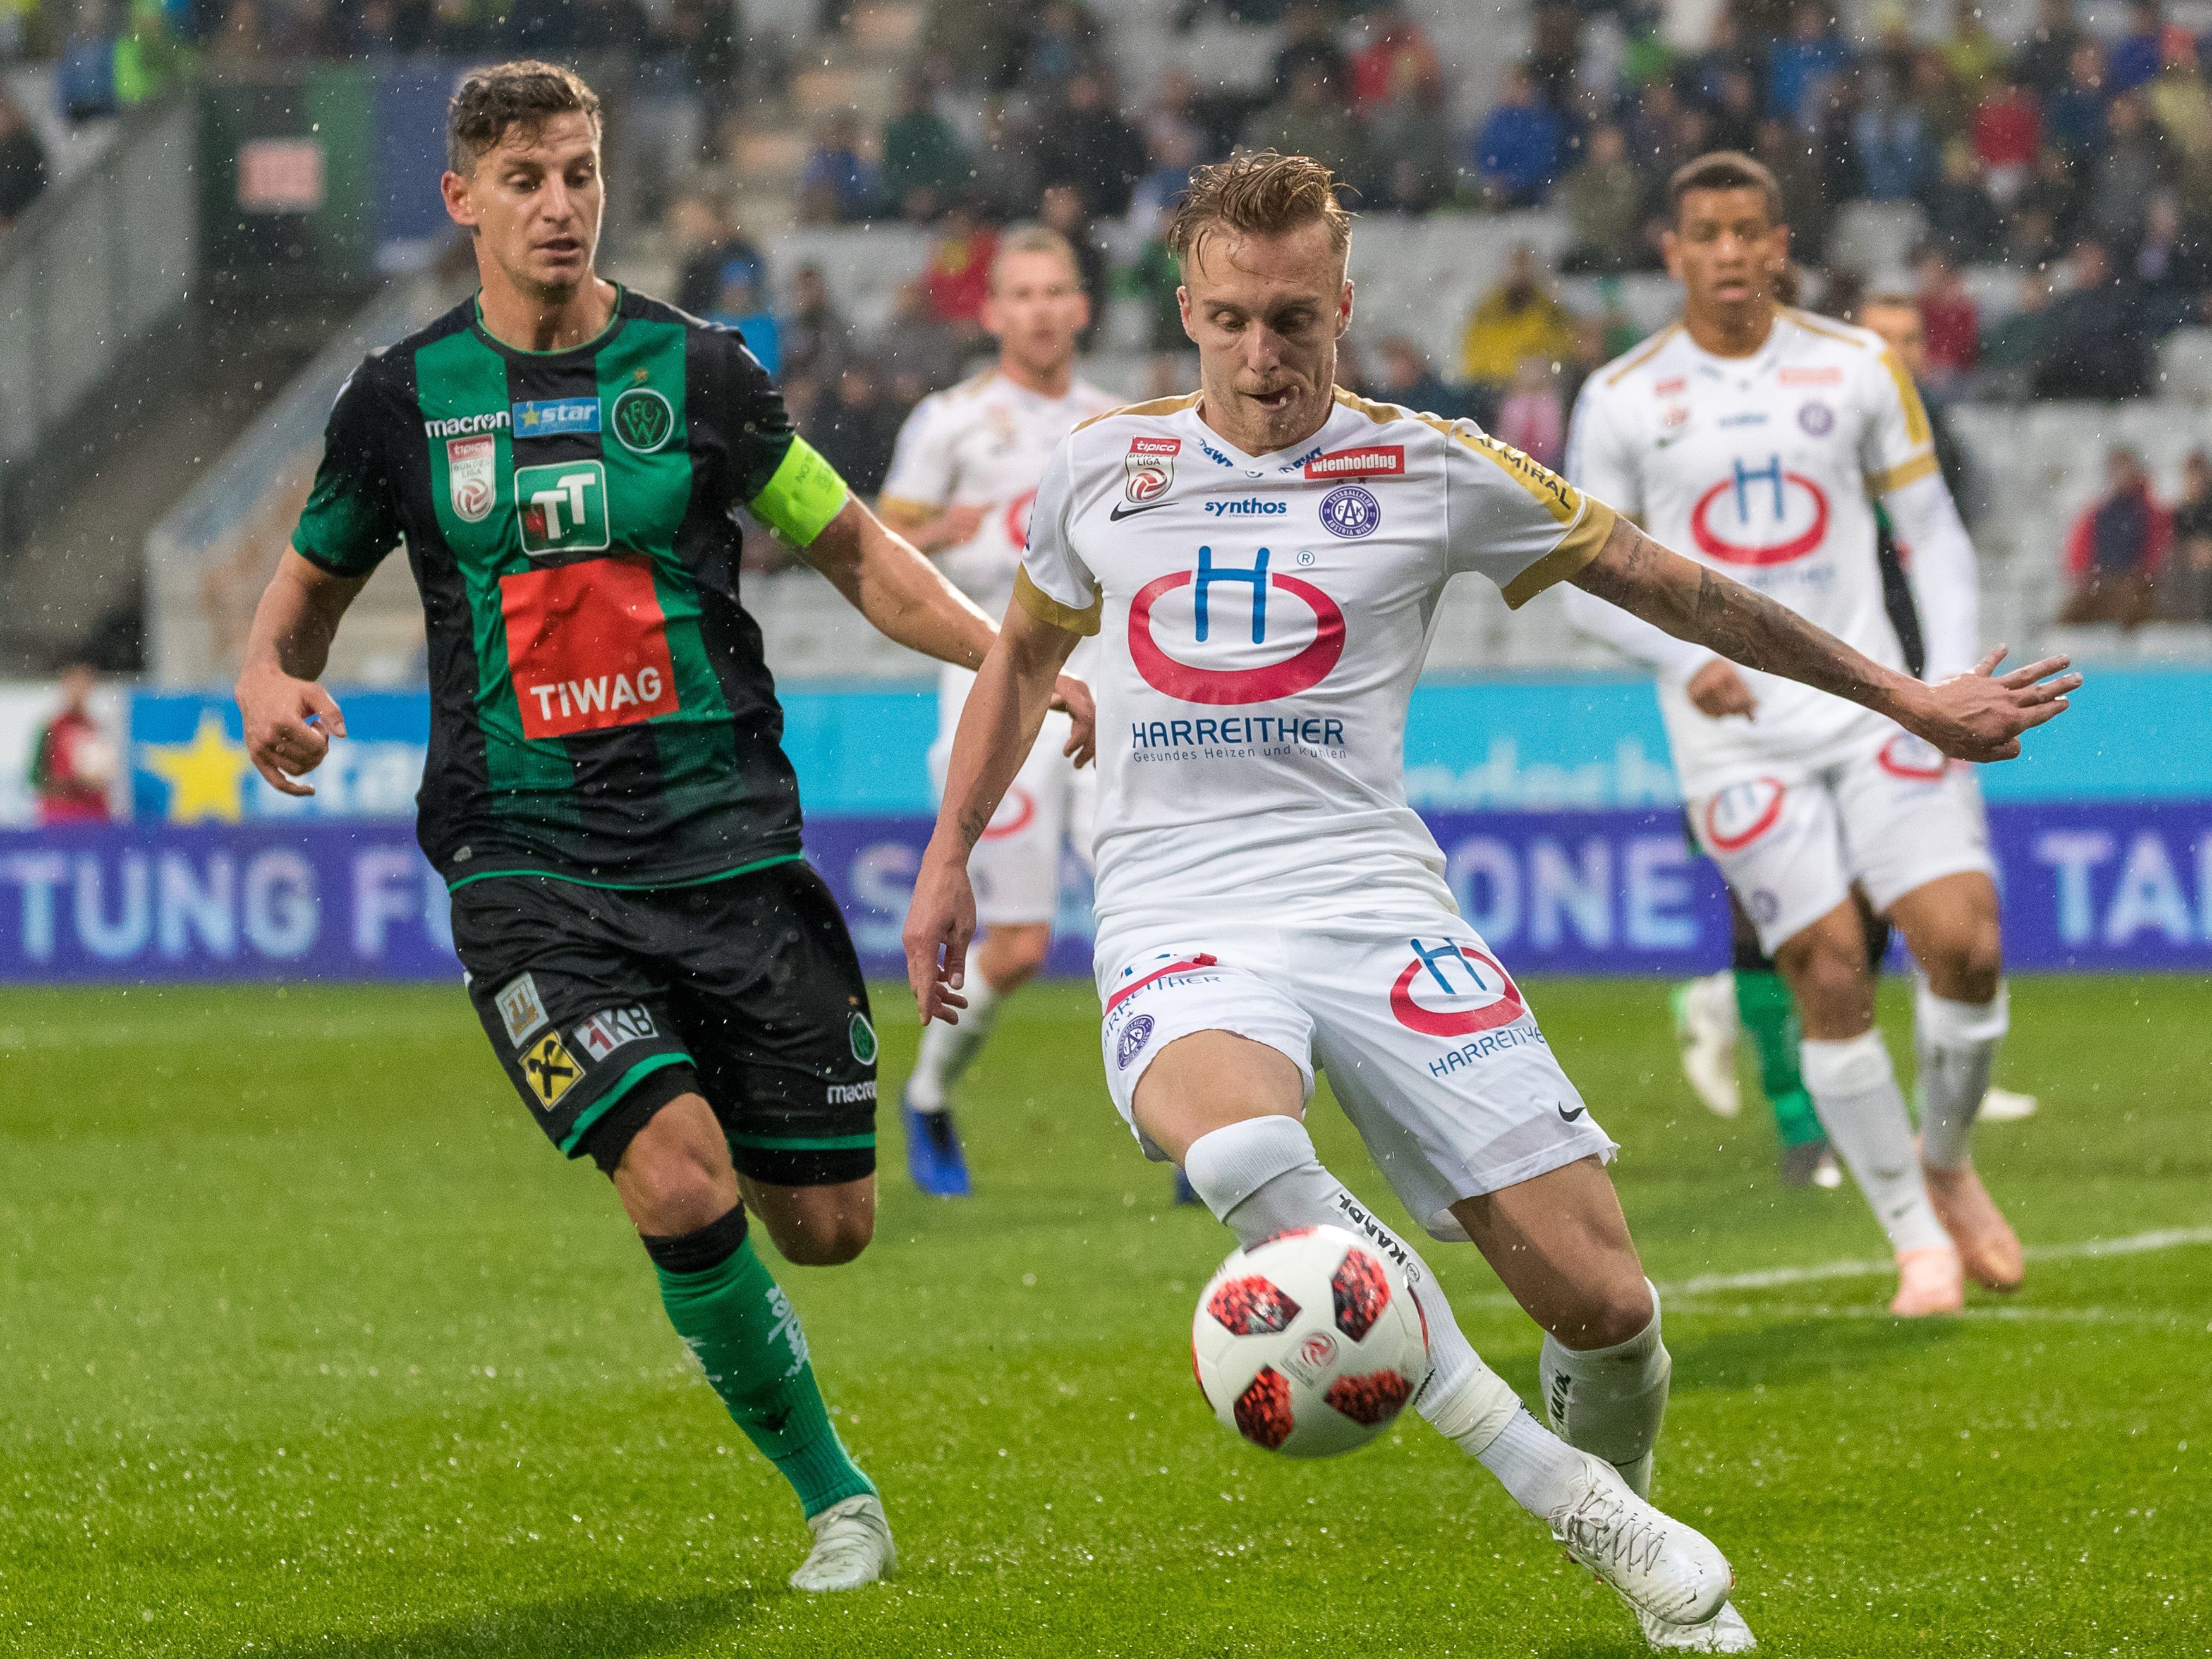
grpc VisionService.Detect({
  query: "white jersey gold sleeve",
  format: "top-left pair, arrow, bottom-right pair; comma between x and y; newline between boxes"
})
1561,310 -> 1971,798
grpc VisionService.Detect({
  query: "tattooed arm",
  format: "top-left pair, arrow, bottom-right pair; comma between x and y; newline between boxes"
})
1570,515 -> 2080,762
904,599 -> 1083,1025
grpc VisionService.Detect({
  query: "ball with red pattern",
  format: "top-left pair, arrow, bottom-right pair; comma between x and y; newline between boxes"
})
1190,1224 -> 1430,1459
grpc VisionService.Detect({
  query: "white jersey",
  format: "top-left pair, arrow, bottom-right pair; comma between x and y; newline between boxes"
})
1563,309 -> 1977,796
1016,389 -> 1615,934
882,367 -> 1122,626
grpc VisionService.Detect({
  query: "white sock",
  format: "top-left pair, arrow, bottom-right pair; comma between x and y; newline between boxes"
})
1916,978 -> 2008,1172
1801,1031 -> 1948,1254
904,975 -> 1002,1112
1471,1407 -> 1591,1519
1181,1116 -> 1581,1515
1539,1281 -> 1669,1498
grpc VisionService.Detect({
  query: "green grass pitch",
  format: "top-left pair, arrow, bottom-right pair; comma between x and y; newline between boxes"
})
3,976 -> 2207,1656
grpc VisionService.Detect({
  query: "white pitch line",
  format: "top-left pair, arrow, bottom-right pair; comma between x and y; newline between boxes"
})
1656,1224 -> 2212,1298
1662,1301 -> 2199,1330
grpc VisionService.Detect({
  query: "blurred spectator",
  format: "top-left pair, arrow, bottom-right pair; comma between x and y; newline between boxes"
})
2146,39 -> 2212,179
2017,0 -> 2086,97
58,8 -> 119,122
1128,209 -> 1187,353
1038,183 -> 1108,346
921,0 -> 1022,90
1524,0 -> 1581,109
880,72 -> 968,222
1981,271 -> 2055,390
1126,120 -> 1197,231
2060,444 -> 2169,626
1972,70 -> 2041,202
1270,0 -> 1349,103
1493,356 -> 1565,468
1142,70 -> 1208,162
1023,1 -> 1100,100
2133,192 -> 2209,329
779,264 -> 849,387
114,0 -> 190,107
810,362 -> 905,496
1856,289 -> 1975,507
2089,91 -> 2172,248
1472,64 -> 1562,209
672,195 -> 763,319
1855,64 -> 1931,201
1244,61 -> 1367,188
30,664 -> 112,825
0,92 -> 46,227
1348,1 -> 1442,114
1372,334 -> 1464,420
799,112 -> 877,224
1922,142 -> 2005,263
1755,117 -> 1832,264
1911,249 -> 1979,391
2010,144 -> 2081,264
878,279 -> 966,401
1768,3 -> 1852,131
1459,245 -> 1576,394
1559,123 -> 1644,274
710,262 -> 781,376
1366,56 -> 1458,214
970,100 -> 1041,222
1706,66 -> 1762,157
1944,0 -> 2007,97
2034,240 -> 2153,398
2166,449 -> 2212,619
1035,71 -> 1146,218
2045,40 -> 2111,162
923,202 -> 999,331
2106,0 -> 2166,97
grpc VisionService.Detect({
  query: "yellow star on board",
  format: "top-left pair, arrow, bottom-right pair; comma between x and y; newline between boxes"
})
143,710 -> 255,823
631,367 -> 649,383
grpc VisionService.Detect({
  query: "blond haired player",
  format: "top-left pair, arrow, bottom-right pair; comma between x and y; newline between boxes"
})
902,152 -> 2074,1651
1562,154 -> 2039,1318
878,226 -> 1120,1196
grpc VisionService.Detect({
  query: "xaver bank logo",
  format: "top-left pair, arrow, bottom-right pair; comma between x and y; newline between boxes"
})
1691,454 -> 1829,566
1129,545 -> 1344,704
1390,939 -> 1526,1036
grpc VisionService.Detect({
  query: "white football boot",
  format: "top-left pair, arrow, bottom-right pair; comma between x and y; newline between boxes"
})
1670,973 -> 1742,1118
1979,1086 -> 2038,1122
789,1493 -> 896,1592
1634,1598 -> 1759,1651
1548,1453 -> 1732,1629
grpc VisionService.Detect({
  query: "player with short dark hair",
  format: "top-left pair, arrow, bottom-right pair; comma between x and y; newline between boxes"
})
233,59 -> 1093,1595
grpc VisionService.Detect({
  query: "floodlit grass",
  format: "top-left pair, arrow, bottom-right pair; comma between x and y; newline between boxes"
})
2,976 -> 2207,1656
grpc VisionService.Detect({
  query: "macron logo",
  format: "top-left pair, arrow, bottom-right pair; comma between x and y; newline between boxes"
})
1304,445 -> 1404,480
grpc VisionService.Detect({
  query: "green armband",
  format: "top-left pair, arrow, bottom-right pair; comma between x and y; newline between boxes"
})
750,437 -> 849,548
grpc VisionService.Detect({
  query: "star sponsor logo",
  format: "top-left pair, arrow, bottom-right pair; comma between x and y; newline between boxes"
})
424,410 -> 510,438
1303,444 -> 1404,480
495,973 -> 549,1047
574,1002 -> 657,1063
140,710 -> 254,823
511,398 -> 601,437
447,435 -> 495,523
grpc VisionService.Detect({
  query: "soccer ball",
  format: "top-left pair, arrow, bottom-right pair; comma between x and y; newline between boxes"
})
1190,1224 -> 1430,1459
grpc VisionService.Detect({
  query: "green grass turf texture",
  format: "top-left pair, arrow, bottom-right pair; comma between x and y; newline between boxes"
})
2,977 -> 2206,1658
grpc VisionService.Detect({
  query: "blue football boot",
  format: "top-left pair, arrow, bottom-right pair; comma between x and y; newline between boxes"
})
902,1087 -> 972,1198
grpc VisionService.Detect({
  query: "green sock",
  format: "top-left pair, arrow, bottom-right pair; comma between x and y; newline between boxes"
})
652,1217 -> 875,1518
1735,970 -> 1823,1148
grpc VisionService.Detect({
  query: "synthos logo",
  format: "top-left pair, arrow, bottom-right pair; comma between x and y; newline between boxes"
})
1700,777 -> 1787,851
1389,939 -> 1526,1036
1691,454 -> 1830,566
1128,546 -> 1344,705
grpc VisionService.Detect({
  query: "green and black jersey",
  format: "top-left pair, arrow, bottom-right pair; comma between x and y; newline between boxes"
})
293,287 -> 849,890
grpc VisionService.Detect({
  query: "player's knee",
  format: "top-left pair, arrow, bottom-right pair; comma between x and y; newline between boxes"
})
624,1153 -> 731,1238
765,1213 -> 872,1267
1553,1277 -> 1655,1350
1928,920 -> 2003,1002
1789,943 -> 1872,1032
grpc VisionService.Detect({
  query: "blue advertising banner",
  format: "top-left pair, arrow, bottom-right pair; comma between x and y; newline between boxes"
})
7,801 -> 2206,983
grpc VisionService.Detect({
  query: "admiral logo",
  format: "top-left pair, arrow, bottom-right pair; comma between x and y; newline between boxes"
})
574,1004 -> 657,1064
1468,431 -> 1577,517
1304,444 -> 1404,480
425,411 -> 510,438
511,398 -> 601,436
1204,497 -> 1289,517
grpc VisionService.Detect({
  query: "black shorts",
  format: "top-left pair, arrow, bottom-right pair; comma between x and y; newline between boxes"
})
451,858 -> 878,1186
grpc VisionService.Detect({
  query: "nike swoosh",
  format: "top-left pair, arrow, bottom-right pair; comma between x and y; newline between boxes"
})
1109,501 -> 1169,521
1557,1102 -> 1586,1122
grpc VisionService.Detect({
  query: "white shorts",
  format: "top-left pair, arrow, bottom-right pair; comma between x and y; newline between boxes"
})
931,666 -> 1096,928
1094,913 -> 1618,1242
1687,727 -> 1996,957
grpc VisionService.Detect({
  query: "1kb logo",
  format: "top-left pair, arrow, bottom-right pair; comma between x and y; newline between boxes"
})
516,461 -> 610,556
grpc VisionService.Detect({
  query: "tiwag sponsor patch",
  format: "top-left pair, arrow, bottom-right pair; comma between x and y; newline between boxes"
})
575,1003 -> 657,1063
499,554 -> 680,739
1304,444 -> 1404,480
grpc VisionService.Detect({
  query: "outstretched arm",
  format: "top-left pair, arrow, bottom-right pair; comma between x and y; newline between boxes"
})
234,550 -> 368,796
1569,516 -> 2079,761
902,601 -> 1081,1024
